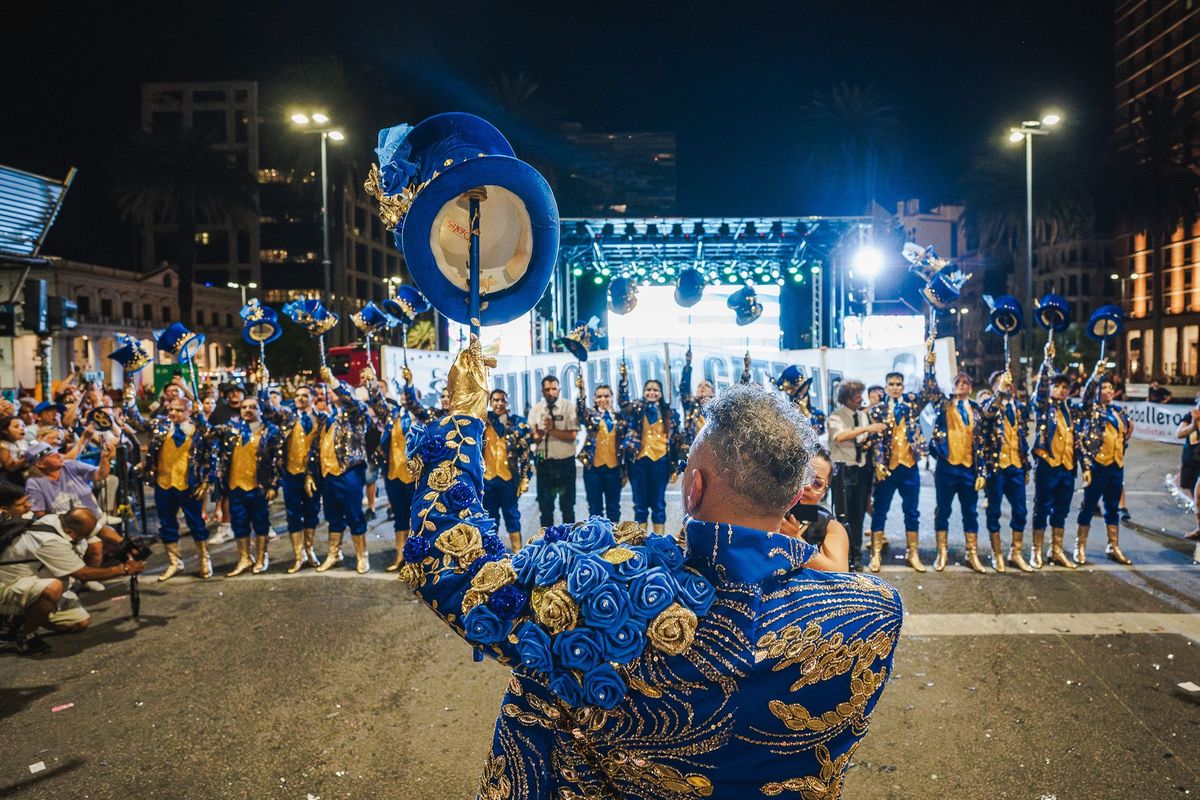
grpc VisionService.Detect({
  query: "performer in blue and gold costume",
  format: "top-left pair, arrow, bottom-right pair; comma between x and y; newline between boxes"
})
481,388 -> 533,552
397,336 -> 902,799
310,366 -> 372,574
1029,340 -> 1081,569
926,369 -> 989,573
1075,366 -> 1134,565
575,372 -> 626,522
262,382 -> 324,573
214,394 -> 282,577
366,365 -> 420,571
677,347 -> 714,463
980,370 -> 1034,572
619,361 -> 680,535
866,341 -> 936,573
776,365 -> 826,436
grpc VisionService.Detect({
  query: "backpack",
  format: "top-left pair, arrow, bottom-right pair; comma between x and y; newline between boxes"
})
0,518 -> 62,564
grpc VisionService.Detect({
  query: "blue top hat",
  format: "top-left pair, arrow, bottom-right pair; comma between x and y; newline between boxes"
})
157,322 -> 205,363
674,268 -> 705,308
240,300 -> 282,346
609,277 -> 639,315
1087,304 -> 1124,341
381,284 -> 431,327
986,295 -> 1024,336
775,365 -> 811,396
922,266 -> 971,310
555,316 -> 602,362
282,299 -> 339,337
375,113 -> 516,202
1034,294 -> 1071,333
108,333 -> 152,375
728,285 -> 763,326
351,302 -> 394,336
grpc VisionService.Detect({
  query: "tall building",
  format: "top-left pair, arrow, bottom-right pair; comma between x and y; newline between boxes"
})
1113,1 -> 1200,382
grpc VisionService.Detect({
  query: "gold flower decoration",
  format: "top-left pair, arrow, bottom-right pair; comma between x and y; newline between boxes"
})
408,454 -> 424,479
436,523 -> 485,567
647,602 -> 698,656
462,588 -> 488,615
613,520 -> 647,546
471,560 -> 517,593
428,462 -> 457,492
398,562 -> 424,591
530,581 -> 580,635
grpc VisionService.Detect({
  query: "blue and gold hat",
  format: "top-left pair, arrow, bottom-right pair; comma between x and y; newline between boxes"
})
555,316 -> 602,362
240,300 -> 282,346
108,333 -> 152,375
985,295 -> 1024,336
609,276 -> 639,315
157,322 -> 205,363
351,302 -> 394,336
727,285 -> 763,326
922,265 -> 971,310
674,268 -> 705,308
1087,304 -> 1124,341
282,298 -> 339,337
1035,294 -> 1071,333
381,284 -> 431,327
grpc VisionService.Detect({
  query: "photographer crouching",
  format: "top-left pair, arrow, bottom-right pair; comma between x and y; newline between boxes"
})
0,486 -> 146,656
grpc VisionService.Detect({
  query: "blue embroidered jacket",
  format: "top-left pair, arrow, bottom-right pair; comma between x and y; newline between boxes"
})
213,420 -> 283,492
576,390 -> 628,478
124,402 -> 217,489
618,371 -> 682,474
401,414 -> 904,799
979,390 -> 1031,474
1030,358 -> 1084,472
866,373 -> 936,479
925,377 -> 988,481
368,381 -> 418,475
306,381 -> 369,478
1076,370 -> 1131,473
485,411 -> 533,491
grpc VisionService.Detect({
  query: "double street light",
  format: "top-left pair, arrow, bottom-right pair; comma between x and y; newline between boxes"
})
290,111 -> 345,302
227,281 -> 258,305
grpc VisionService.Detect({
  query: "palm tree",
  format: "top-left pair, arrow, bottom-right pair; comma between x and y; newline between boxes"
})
112,129 -> 257,325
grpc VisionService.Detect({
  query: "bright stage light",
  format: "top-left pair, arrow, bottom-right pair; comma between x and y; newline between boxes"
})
852,246 -> 885,279
1009,130 -> 1026,143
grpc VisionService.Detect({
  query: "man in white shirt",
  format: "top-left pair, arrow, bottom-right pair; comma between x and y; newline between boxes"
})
529,375 -> 579,528
826,380 -> 886,571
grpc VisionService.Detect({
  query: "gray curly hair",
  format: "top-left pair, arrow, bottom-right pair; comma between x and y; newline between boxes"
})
695,383 -> 818,511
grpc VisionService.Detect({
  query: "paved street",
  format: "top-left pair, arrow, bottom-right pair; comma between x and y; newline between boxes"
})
3,439 -> 1200,799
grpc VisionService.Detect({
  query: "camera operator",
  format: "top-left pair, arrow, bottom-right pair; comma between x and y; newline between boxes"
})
0,500 -> 145,656
529,375 -> 579,528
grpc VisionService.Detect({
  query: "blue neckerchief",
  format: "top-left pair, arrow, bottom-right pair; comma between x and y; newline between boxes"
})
171,425 -> 187,446
399,408 -> 412,435
601,410 -> 613,432
487,412 -> 506,437
684,518 -> 815,584
1004,402 -> 1016,426
956,399 -> 970,425
300,412 -> 313,434
645,403 -> 660,425
236,420 -> 251,445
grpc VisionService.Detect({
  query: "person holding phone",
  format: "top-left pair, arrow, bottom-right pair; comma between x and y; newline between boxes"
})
780,449 -> 850,571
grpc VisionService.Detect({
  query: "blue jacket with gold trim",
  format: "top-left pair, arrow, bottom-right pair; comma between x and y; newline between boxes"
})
576,390 -> 628,479
306,381 -> 369,479
124,402 -> 217,489
618,370 -> 682,474
1030,357 -> 1086,472
866,372 -> 936,479
979,391 -> 1032,474
399,414 -> 904,799
925,380 -> 988,481
213,420 -> 283,492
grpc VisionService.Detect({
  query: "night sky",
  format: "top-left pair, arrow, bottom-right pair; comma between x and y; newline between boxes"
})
3,0 -> 1112,266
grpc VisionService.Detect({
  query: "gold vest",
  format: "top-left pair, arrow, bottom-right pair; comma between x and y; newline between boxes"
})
228,427 -> 263,491
286,414 -> 317,475
1043,407 -> 1075,470
888,415 -> 916,470
483,423 -> 512,481
157,427 -> 192,491
388,417 -> 414,483
946,401 -> 974,468
592,416 -> 619,469
1095,412 -> 1126,468
319,423 -> 344,477
637,416 -> 668,461
997,407 -> 1022,470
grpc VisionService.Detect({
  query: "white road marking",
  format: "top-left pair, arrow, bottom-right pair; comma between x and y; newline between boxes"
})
904,612 -> 1200,642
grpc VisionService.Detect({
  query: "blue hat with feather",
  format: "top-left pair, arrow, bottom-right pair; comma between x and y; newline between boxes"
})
157,322 -> 205,363
381,284 -> 431,327
282,298 -> 339,337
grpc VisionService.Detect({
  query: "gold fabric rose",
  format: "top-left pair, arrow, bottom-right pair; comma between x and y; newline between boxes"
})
398,562 -> 424,590
408,454 -> 424,479
647,602 -> 698,656
613,520 -> 647,546
461,588 -> 488,615
530,581 -> 580,634
471,560 -> 517,593
436,523 -> 485,567
428,462 -> 457,492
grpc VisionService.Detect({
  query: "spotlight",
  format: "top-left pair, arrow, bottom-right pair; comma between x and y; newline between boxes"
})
852,247 -> 885,279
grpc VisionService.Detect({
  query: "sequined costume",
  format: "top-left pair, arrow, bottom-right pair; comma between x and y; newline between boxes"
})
308,380 -> 372,572
979,385 -> 1033,571
1029,355 -> 1084,568
1074,370 -> 1133,565
481,410 -> 533,548
261,392 -> 326,570
400,413 -> 904,800
676,353 -> 707,472
618,371 -> 681,532
925,375 -> 988,571
369,380 -> 421,569
214,417 -> 283,575
577,390 -> 627,522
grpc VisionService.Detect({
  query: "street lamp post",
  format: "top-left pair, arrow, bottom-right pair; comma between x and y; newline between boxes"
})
227,281 -> 258,306
290,112 -> 345,302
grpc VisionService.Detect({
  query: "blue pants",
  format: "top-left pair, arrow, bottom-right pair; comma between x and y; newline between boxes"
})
870,464 -> 920,532
933,462 -> 979,533
1032,462 -> 1074,529
229,487 -> 271,539
630,457 -> 670,525
483,476 -> 520,533
1077,462 -> 1124,527
321,465 -> 367,535
154,486 -> 208,543
385,477 -> 416,533
584,465 -> 622,522
282,471 -> 321,532
986,466 -> 1028,533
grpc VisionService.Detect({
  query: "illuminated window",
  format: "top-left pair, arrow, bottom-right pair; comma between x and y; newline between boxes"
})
195,232 -> 210,245
260,249 -> 288,263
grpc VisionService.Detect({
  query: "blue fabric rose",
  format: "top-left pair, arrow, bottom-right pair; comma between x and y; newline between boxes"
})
549,669 -> 584,706
446,481 -> 477,511
601,620 -> 645,663
627,567 -> 679,622
463,605 -> 509,646
542,524 -> 571,544
567,518 -> 615,553
676,569 -> 716,617
402,535 -> 431,563
566,554 -> 612,598
514,622 -> 552,673
404,424 -> 428,461
468,513 -> 497,537
582,663 -> 627,710
580,580 -> 630,630
487,584 -> 529,620
466,552 -> 501,578
610,546 -> 650,581
375,124 -> 416,194
511,539 -> 546,584
553,627 -> 605,672
533,541 -> 573,587
482,533 -> 505,556
419,431 -> 452,464
645,534 -> 685,572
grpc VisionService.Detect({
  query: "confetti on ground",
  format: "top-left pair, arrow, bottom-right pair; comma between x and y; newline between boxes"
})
110,595 -> 127,602
1178,681 -> 1200,692
28,762 -> 45,774
51,703 -> 74,713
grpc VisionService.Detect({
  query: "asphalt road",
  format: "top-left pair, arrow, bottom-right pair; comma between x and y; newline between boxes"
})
2,439 -> 1199,799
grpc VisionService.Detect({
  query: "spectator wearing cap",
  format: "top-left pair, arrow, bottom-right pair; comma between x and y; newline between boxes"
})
32,400 -> 67,439
25,438 -> 115,517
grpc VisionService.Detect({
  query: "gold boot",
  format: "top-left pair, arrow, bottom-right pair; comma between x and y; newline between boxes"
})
316,532 -> 343,572
1049,527 -> 1076,569
352,534 -> 369,574
869,531 -> 884,573
196,540 -> 213,579
509,531 -> 522,552
933,531 -> 949,571
652,523 -> 665,535
159,542 -> 182,582
303,529 -> 320,567
963,533 -> 986,573
1073,525 -> 1089,565
989,532 -> 1007,573
226,538 -> 254,577
1030,529 -> 1045,569
905,531 -> 926,573
1008,530 -> 1033,573
252,535 -> 270,574
1105,524 -> 1132,565
386,530 -> 408,572
286,533 -> 306,574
